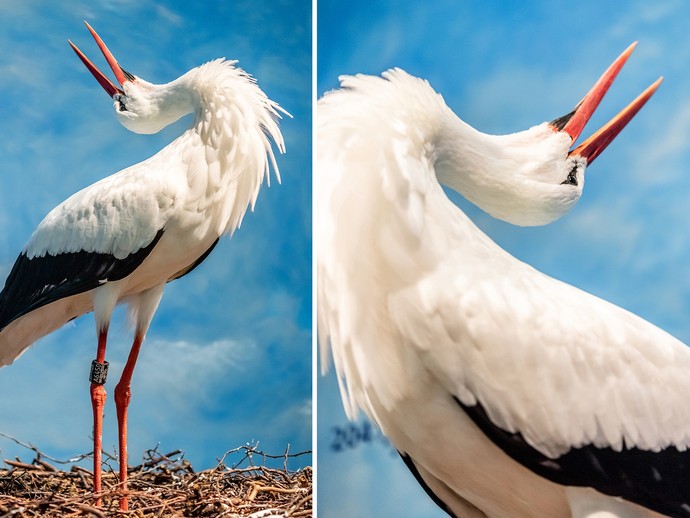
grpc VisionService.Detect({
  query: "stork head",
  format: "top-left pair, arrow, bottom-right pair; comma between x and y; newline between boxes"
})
436,43 -> 661,226
69,23 -> 193,135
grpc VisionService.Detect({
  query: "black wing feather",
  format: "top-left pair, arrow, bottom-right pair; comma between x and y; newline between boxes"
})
455,396 -> 690,518
0,230 -> 164,331
399,451 -> 457,517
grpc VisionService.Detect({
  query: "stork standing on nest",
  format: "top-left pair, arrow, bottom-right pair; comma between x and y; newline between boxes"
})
316,44 -> 689,517
0,23 -> 287,510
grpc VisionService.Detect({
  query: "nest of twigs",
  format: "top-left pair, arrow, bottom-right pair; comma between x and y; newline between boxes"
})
0,444 -> 312,517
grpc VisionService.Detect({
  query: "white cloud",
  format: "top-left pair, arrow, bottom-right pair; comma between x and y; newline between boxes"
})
634,99 -> 690,185
609,0 -> 682,37
155,4 -> 183,26
133,338 -> 254,403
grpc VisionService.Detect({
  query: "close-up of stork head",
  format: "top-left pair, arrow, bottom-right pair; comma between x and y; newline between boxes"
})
69,22 -> 218,136
434,42 -> 661,226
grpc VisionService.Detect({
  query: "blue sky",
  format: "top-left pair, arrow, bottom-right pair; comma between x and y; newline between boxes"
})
0,1 -> 311,473
318,0 -> 690,516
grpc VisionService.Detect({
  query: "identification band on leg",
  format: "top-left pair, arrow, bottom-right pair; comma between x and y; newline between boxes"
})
90,360 -> 109,385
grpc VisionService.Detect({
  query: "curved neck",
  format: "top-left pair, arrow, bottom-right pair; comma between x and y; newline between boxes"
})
432,110 -> 577,226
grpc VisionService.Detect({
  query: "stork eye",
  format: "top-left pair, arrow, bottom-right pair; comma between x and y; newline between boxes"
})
561,165 -> 579,186
114,94 -> 128,112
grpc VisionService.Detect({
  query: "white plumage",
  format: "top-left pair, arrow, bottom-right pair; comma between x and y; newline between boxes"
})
317,46 -> 682,517
0,24 -> 286,510
1,56 -> 285,362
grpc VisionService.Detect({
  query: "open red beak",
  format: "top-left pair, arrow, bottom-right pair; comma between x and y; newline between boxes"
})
68,22 -> 134,98
549,42 -> 662,164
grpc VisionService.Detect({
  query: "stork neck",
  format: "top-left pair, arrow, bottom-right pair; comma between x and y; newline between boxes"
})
431,108 -> 577,226
433,111 -> 504,197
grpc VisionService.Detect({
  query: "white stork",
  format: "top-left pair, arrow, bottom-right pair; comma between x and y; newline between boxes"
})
316,43 -> 686,518
0,23 -> 286,509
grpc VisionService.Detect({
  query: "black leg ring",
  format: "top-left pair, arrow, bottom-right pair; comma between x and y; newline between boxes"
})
89,360 -> 109,385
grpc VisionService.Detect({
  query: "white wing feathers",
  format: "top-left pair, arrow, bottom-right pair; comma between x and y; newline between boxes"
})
387,250 -> 690,458
25,163 -> 177,260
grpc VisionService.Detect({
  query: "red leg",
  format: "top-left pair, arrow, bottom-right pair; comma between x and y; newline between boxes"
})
114,332 -> 144,511
90,327 -> 109,506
